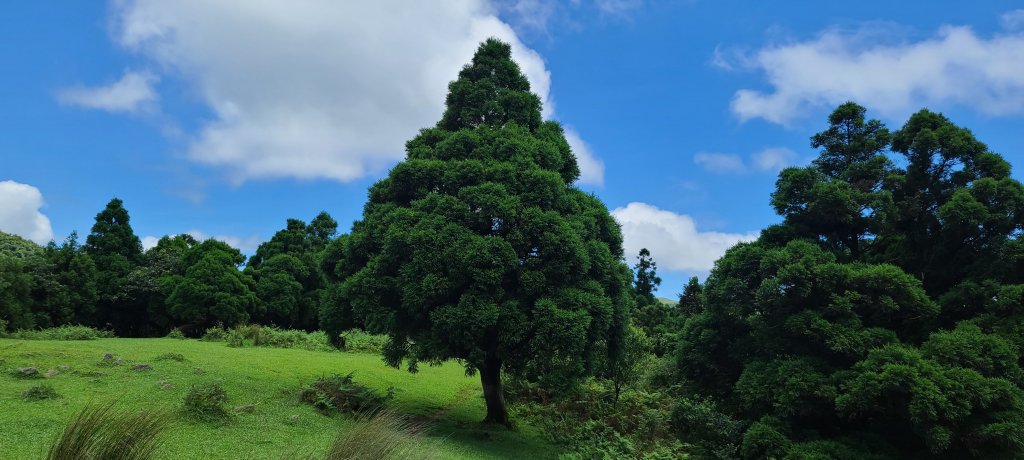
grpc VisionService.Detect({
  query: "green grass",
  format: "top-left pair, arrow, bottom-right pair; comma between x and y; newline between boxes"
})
0,338 -> 558,459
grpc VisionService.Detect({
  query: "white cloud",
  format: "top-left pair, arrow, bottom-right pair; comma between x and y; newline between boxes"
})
1001,10 -> 1024,30
0,180 -> 54,245
729,22 -> 1024,124
140,236 -> 160,251
564,128 -> 605,186
694,152 -> 746,174
612,202 -> 758,272
105,1 -> 600,183
694,147 -> 795,174
751,147 -> 797,171
58,70 -> 158,113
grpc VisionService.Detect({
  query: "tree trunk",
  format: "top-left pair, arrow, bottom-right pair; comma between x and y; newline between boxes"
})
480,357 -> 510,427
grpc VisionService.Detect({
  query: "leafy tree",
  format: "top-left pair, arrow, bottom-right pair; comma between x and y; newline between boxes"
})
85,198 -> 145,336
164,239 -> 257,331
125,234 -> 198,335
0,231 -> 41,330
325,39 -> 632,425
0,255 -> 35,330
633,248 -> 661,304
29,233 -> 98,327
771,102 -> 893,260
248,212 -> 338,330
677,103 -> 1024,458
0,231 -> 43,259
677,276 -> 703,316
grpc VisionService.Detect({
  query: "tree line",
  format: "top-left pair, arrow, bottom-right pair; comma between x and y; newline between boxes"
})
0,201 -> 340,339
3,39 -> 1023,458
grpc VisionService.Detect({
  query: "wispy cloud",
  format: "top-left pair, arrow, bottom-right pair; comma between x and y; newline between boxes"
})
57,70 -> 158,113
694,147 -> 796,174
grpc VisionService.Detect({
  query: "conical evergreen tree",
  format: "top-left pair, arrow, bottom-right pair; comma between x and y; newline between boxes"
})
85,198 -> 144,335
326,39 -> 632,425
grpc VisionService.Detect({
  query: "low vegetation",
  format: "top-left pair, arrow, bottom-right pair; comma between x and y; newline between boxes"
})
46,405 -> 167,460
2,325 -> 114,341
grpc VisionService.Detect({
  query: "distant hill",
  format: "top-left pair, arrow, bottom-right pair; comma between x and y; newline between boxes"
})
657,297 -> 676,307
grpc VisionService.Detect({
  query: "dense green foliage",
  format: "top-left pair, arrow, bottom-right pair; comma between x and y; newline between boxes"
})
676,102 -> 1024,459
322,39 -> 632,425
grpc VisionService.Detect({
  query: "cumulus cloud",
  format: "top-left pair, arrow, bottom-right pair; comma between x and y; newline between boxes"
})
729,21 -> 1024,124
58,70 -> 158,113
564,128 -> 605,186
694,147 -> 796,174
0,180 -> 54,245
612,202 -> 758,272
101,1 -> 606,184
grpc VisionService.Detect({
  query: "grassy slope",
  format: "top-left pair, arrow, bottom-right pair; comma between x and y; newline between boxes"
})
0,338 -> 557,459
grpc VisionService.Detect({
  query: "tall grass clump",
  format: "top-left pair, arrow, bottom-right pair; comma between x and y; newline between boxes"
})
46,404 -> 167,460
338,329 -> 388,354
183,383 -> 230,422
324,409 -> 439,460
4,325 -> 114,340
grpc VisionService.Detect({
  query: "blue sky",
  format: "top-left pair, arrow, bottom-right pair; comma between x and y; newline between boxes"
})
3,1 -> 1024,297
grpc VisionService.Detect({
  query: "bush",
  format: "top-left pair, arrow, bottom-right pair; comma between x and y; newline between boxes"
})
671,396 -> 742,460
165,328 -> 186,340
5,326 -> 114,340
322,409 -> 440,460
47,404 -> 167,460
508,379 -> 689,459
183,383 -> 229,422
301,373 -> 393,415
339,329 -> 388,354
200,325 -> 228,342
0,318 -> 8,333
22,383 -> 60,401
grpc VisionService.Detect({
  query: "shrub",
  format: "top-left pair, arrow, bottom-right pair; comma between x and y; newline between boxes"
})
200,325 -> 228,342
0,318 -> 8,333
226,329 -> 245,348
183,383 -> 229,422
508,379 -> 688,459
46,404 -> 167,460
301,373 -> 393,415
324,409 -> 440,460
339,329 -> 388,354
22,383 -> 60,401
166,328 -> 186,340
671,396 -> 742,460
6,325 -> 114,340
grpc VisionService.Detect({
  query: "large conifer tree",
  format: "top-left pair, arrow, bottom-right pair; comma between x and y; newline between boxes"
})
85,198 -> 144,335
327,39 -> 632,425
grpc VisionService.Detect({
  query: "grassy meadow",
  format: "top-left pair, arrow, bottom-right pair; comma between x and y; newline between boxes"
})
0,338 -> 557,459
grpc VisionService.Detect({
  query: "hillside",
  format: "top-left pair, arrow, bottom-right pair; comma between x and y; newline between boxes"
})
0,338 -> 557,459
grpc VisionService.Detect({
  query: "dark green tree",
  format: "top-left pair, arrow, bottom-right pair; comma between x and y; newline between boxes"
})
677,104 -> 1024,459
676,276 -> 703,316
30,233 -> 98,327
325,39 -> 632,425
85,198 -> 145,335
125,234 -> 198,335
633,248 -> 661,304
164,239 -> 257,331
248,212 -> 337,330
